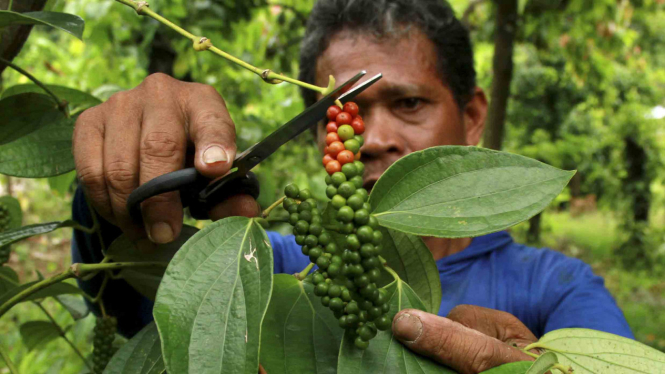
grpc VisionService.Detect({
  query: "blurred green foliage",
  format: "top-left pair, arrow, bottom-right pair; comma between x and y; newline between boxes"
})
1,0 -> 665,371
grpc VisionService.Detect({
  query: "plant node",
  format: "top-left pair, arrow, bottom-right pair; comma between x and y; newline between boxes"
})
261,69 -> 284,84
135,1 -> 149,14
194,37 -> 212,52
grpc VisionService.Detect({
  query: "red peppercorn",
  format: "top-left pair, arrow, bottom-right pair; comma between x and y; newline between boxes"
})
351,118 -> 365,135
343,102 -> 359,117
326,132 -> 340,145
337,150 -> 355,165
328,141 -> 345,157
326,160 -> 342,175
327,106 -> 342,121
326,122 -> 338,133
336,112 -> 352,125
322,154 -> 335,166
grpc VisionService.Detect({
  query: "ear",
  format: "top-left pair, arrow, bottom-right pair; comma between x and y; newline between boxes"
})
463,87 -> 487,146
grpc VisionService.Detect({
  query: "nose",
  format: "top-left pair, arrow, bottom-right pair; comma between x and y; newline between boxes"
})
361,108 -> 405,160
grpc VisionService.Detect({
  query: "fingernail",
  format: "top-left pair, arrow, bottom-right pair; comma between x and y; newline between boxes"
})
393,313 -> 423,343
149,222 -> 174,244
203,145 -> 228,164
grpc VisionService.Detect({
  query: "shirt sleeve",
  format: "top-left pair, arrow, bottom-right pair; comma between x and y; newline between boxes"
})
267,231 -> 311,275
536,250 -> 634,339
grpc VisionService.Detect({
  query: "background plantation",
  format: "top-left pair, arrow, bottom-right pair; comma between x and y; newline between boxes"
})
1,0 -> 664,373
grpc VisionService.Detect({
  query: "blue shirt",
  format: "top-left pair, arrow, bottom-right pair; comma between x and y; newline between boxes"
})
71,188 -> 633,339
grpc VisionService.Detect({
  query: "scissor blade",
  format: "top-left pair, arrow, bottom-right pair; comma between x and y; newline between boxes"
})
232,71 -> 381,172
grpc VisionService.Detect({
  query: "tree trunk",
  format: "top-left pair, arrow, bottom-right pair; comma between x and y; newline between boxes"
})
482,0 -> 518,151
526,213 -> 541,244
0,0 -> 49,74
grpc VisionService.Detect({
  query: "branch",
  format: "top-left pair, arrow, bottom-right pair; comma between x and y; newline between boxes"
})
114,0 -> 334,95
35,302 -> 93,371
0,56 -> 69,116
0,261 -> 168,318
0,345 -> 18,374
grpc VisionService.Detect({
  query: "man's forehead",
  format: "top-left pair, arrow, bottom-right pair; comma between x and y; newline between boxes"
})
314,31 -> 441,100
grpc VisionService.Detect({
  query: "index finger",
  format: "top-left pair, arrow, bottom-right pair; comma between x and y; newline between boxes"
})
392,309 -> 533,374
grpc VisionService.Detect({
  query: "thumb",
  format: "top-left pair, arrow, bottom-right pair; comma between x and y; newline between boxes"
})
182,84 -> 237,179
392,309 -> 533,374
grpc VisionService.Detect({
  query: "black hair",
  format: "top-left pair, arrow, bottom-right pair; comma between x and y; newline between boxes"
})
298,0 -> 476,110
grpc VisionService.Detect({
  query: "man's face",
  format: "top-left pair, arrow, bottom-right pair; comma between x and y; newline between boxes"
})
315,30 -> 483,191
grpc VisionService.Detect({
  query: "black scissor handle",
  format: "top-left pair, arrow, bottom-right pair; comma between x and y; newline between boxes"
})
188,171 -> 260,220
126,168 -> 260,221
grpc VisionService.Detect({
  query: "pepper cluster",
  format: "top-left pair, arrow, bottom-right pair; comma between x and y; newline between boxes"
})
283,102 -> 391,350
0,204 -> 11,265
92,316 -> 117,373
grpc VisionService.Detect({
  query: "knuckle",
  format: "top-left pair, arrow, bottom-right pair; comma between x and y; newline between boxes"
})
106,90 -> 131,108
192,82 -> 223,98
142,72 -> 175,91
141,131 -> 184,161
77,164 -> 105,191
105,160 -> 137,197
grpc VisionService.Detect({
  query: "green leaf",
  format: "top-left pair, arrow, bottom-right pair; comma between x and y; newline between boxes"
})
0,195 -> 22,230
1,84 -> 102,113
106,226 -> 199,301
0,93 -> 64,146
526,352 -> 558,374
378,227 -> 441,314
104,322 -> 165,374
369,146 -> 575,238
19,321 -> 61,351
260,274 -> 342,374
0,116 -> 75,177
0,11 -> 84,40
0,220 -> 77,247
480,361 -> 533,373
55,294 -> 89,320
0,267 -> 19,295
48,171 -> 77,196
337,277 -> 454,374
533,328 -> 665,373
0,280 -> 84,308
153,217 -> 273,374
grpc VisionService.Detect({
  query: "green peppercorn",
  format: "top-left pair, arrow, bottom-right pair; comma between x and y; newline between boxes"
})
305,234 -> 318,247
343,139 -> 361,155
295,235 -> 306,245
354,274 -> 370,288
314,283 -> 329,296
309,223 -> 323,236
328,284 -> 342,298
354,209 -> 370,225
299,210 -> 313,222
331,172 -> 347,187
321,296 -> 331,307
329,297 -> 344,311
350,175 -> 364,189
326,185 -> 338,198
316,256 -> 330,269
295,220 -> 309,235
360,243 -> 375,258
338,182 -> 356,198
318,232 -> 331,246
331,195 -> 347,209
325,242 -> 338,254
356,226 -> 374,243
341,223 -> 355,234
345,234 -> 361,250
298,201 -> 312,212
327,263 -> 341,277
298,189 -> 312,200
284,184 -> 299,198
337,206 -> 354,223
346,194 -> 364,211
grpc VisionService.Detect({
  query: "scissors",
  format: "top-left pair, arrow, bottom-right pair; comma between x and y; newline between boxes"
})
127,71 -> 382,221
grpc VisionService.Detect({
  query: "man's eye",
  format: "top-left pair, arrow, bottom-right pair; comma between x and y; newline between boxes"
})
396,98 -> 423,111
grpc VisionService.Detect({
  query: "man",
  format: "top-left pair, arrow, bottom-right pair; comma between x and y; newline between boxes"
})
71,0 -> 633,372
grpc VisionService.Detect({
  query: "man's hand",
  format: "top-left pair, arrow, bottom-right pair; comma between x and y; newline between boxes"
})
392,305 -> 537,374
73,73 -> 260,245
